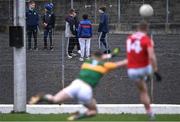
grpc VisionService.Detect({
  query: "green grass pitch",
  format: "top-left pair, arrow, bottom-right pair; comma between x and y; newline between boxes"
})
0,114 -> 180,121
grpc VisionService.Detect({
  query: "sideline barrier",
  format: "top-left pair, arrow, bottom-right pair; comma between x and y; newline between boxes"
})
0,104 -> 180,114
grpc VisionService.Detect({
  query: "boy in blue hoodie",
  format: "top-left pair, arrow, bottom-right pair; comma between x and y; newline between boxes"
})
78,14 -> 92,61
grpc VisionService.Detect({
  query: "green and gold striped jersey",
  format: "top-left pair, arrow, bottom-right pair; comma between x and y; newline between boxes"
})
78,59 -> 118,88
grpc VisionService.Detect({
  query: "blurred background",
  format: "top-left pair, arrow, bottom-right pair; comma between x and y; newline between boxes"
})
0,0 -> 180,104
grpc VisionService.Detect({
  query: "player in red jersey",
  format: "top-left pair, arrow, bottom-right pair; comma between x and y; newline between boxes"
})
118,21 -> 161,120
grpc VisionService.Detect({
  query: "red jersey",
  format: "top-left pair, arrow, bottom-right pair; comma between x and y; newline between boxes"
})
126,32 -> 153,68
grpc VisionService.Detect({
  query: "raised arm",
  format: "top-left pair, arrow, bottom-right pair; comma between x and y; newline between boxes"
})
115,59 -> 128,67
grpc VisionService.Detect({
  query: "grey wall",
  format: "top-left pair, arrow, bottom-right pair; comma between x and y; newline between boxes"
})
0,32 -> 180,104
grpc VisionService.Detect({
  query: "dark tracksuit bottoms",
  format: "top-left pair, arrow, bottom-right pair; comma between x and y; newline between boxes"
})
26,9 -> 39,49
27,26 -> 38,49
43,12 -> 55,49
67,37 -> 78,54
44,28 -> 53,48
65,15 -> 80,55
99,32 -> 108,49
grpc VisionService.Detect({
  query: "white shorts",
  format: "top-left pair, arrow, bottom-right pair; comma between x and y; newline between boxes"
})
128,65 -> 153,81
63,79 -> 93,105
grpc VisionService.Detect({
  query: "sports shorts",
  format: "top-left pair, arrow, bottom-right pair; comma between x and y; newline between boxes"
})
128,64 -> 153,81
63,79 -> 93,105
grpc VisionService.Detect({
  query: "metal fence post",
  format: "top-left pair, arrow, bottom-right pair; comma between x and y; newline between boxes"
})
13,0 -> 26,112
117,0 -> 121,31
94,0 -> 97,24
118,0 -> 121,24
166,0 -> 170,32
71,0 -> 74,9
61,33 -> 65,88
150,32 -> 154,103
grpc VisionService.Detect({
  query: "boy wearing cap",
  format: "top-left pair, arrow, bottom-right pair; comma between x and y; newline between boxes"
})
43,3 -> 56,50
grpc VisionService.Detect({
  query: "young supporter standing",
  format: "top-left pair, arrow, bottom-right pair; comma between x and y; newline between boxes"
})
78,14 -> 92,61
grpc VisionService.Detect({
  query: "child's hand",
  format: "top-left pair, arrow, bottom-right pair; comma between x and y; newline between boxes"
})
44,23 -> 47,26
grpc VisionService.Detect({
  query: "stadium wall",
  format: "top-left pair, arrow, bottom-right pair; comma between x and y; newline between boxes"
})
0,33 -> 180,104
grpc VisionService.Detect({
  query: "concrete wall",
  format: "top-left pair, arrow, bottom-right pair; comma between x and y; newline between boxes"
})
1,104 -> 180,114
0,33 -> 180,104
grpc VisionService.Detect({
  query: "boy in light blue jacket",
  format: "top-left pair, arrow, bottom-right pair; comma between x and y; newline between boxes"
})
78,14 -> 92,61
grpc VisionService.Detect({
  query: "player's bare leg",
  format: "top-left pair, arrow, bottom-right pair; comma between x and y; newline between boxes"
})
84,99 -> 97,116
67,99 -> 97,121
29,90 -> 72,104
44,90 -> 72,103
136,80 -> 155,120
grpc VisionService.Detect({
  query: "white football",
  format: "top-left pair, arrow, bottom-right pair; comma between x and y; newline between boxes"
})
139,4 -> 154,17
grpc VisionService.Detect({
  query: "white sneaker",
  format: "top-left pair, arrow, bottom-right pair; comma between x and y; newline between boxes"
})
71,53 -> 77,57
86,57 -> 90,60
78,50 -> 81,54
79,57 -> 84,62
67,55 -> 73,59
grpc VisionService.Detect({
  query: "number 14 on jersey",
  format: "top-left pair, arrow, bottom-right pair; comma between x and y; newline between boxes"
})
127,39 -> 142,54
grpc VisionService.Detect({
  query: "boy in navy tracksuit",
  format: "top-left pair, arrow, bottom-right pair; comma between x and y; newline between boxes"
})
78,14 -> 92,61
98,6 -> 111,54
43,3 -> 56,50
26,1 -> 39,50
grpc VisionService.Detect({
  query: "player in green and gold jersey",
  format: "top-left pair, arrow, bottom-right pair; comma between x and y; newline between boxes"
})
29,49 -> 124,121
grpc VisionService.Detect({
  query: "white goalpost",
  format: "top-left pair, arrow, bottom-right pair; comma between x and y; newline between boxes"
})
13,0 -> 26,112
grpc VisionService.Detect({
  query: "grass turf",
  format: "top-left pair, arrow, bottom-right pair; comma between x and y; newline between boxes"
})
0,114 -> 179,121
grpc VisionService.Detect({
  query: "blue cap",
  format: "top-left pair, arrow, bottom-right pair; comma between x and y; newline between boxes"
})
44,3 -> 54,11
49,3 -> 54,8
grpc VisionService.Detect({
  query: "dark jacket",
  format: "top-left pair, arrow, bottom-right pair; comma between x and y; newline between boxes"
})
43,12 -> 56,29
78,19 -> 92,38
26,9 -> 39,27
74,16 -> 79,29
98,13 -> 109,33
65,15 -> 76,37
